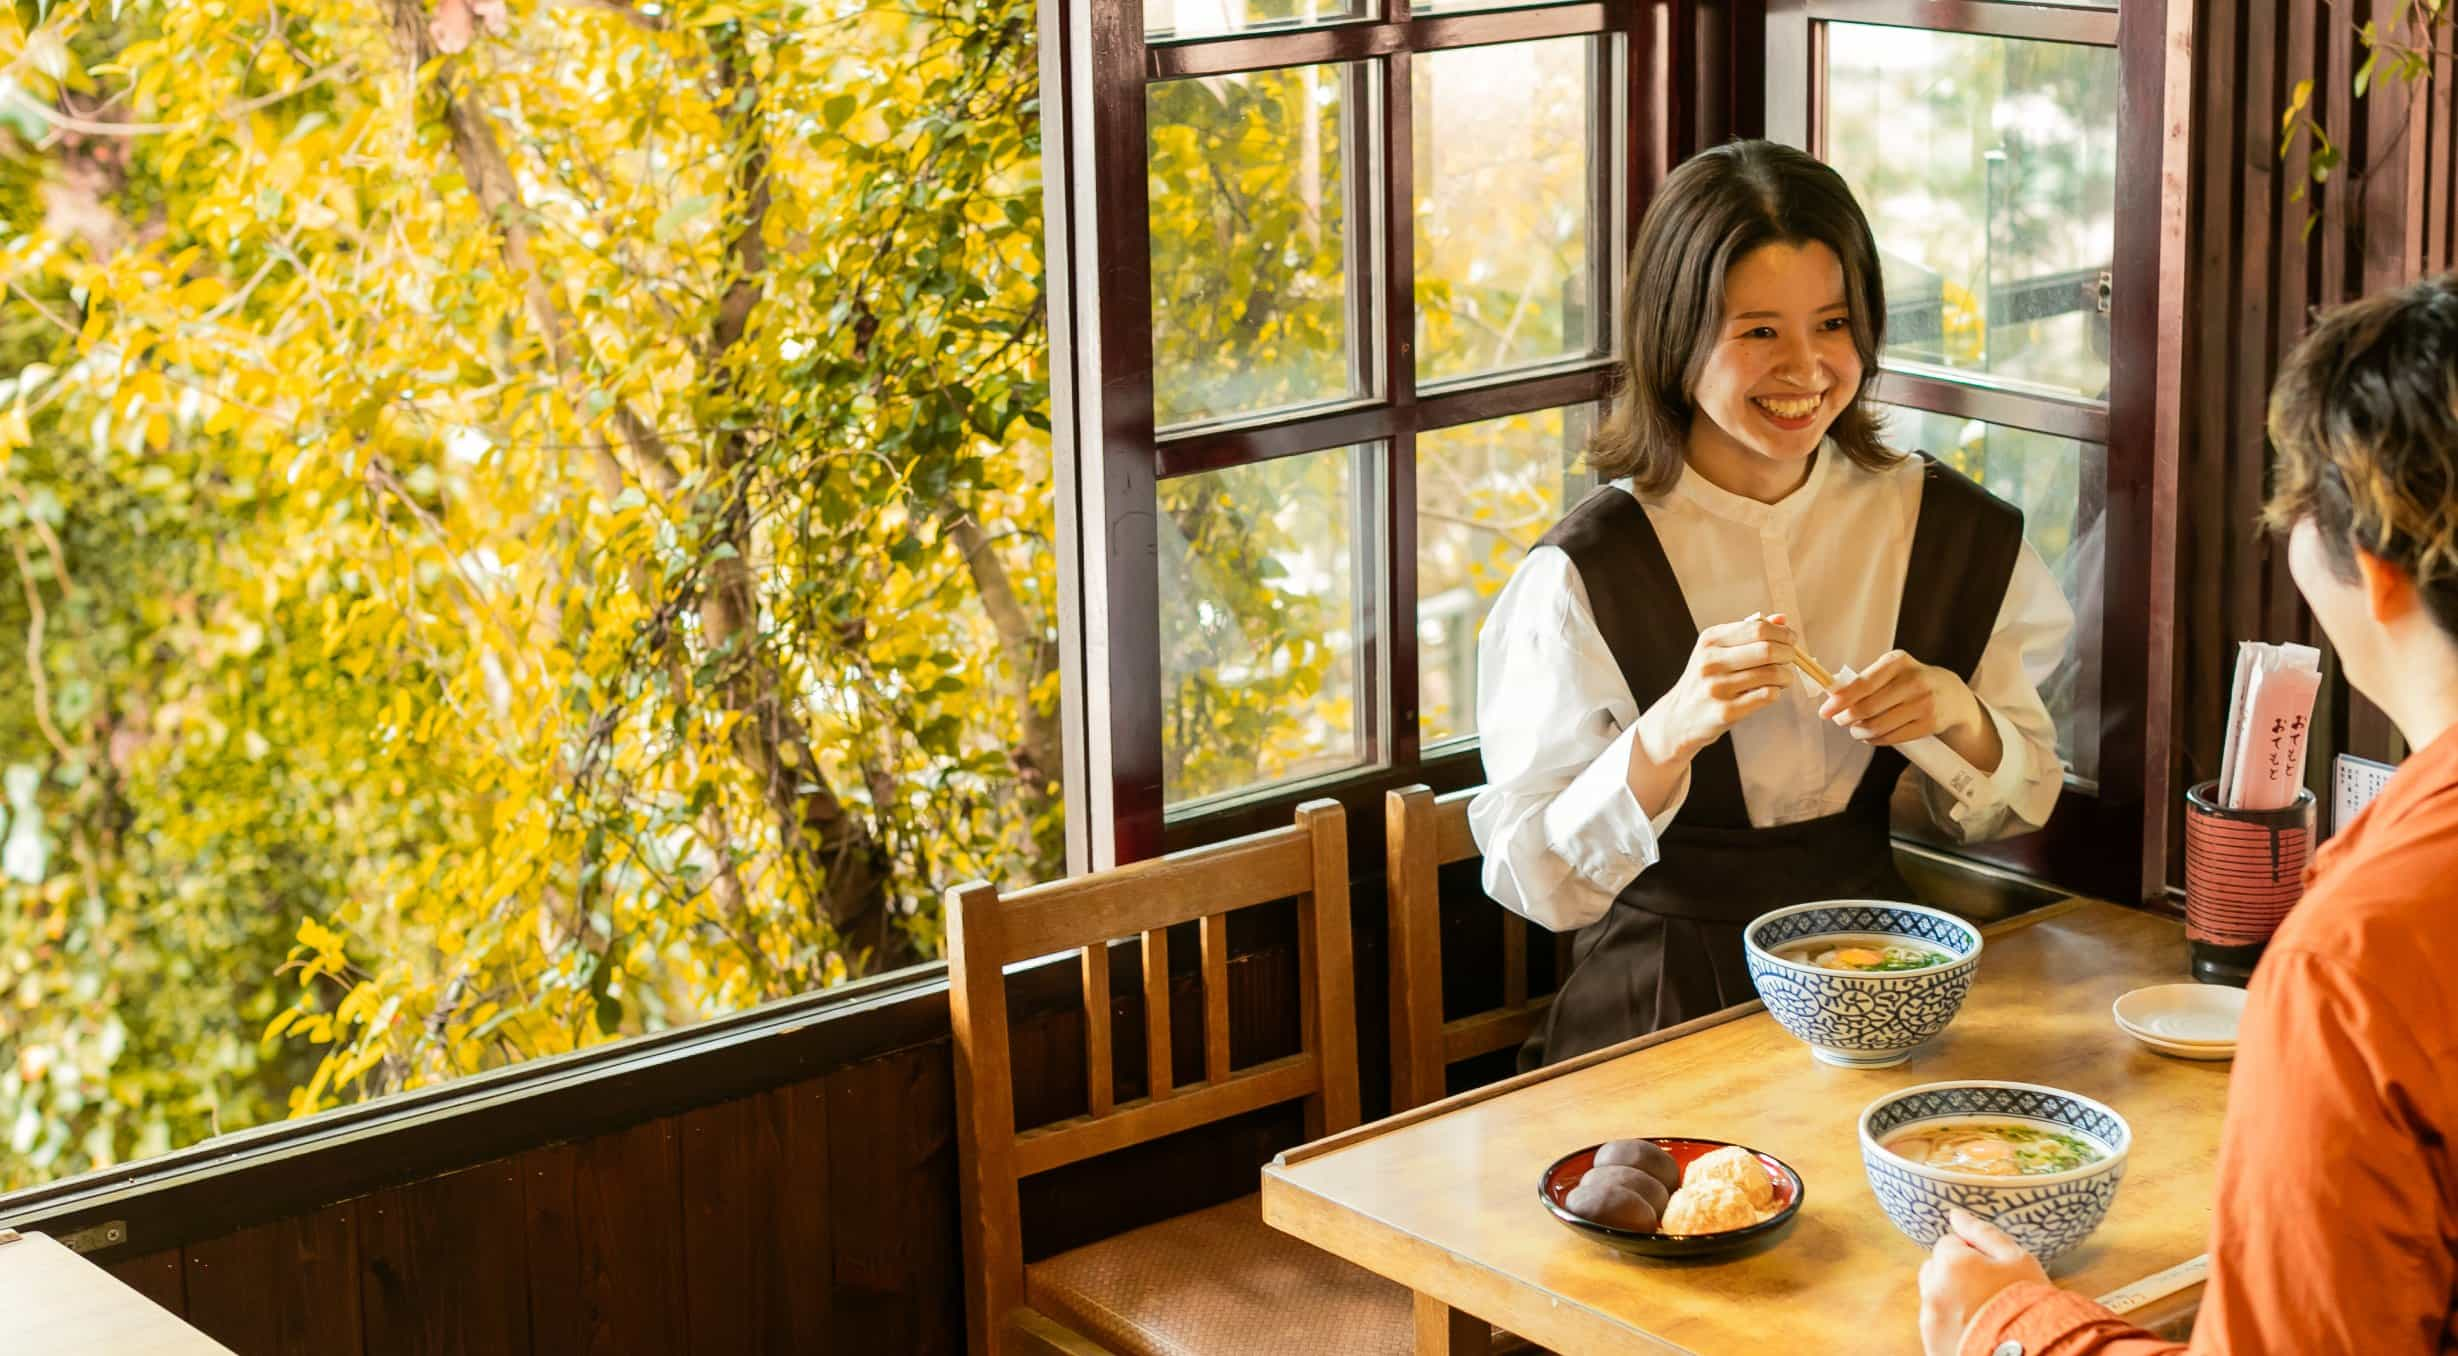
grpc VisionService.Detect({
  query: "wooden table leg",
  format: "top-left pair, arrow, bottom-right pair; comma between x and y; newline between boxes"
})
1414,1291 -> 1492,1356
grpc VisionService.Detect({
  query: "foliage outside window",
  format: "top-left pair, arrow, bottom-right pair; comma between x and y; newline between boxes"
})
1134,26 -> 1610,817
1819,21 -> 2117,781
0,0 -> 1053,1191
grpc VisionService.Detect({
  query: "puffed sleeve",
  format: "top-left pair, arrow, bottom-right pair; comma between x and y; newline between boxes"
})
1466,545 -> 1686,932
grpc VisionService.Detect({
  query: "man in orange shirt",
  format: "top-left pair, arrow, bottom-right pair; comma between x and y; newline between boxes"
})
1916,276 -> 2458,1353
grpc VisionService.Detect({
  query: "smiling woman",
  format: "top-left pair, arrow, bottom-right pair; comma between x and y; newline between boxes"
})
1467,139 -> 2077,1070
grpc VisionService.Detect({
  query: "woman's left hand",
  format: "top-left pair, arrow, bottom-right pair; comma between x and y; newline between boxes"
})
1819,650 -> 2000,771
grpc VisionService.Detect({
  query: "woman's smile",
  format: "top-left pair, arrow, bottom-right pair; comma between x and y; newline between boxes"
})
1750,392 -> 1827,429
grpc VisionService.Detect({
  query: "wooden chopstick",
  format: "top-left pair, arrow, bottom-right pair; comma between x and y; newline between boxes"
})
1792,651 -> 1838,693
2095,1253 -> 2209,1315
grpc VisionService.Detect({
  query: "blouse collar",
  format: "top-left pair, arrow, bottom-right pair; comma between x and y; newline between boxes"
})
1622,441 -> 1837,533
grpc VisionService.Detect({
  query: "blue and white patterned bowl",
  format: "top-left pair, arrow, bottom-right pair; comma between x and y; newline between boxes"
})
1743,900 -> 1982,1068
1859,1081 -> 2131,1264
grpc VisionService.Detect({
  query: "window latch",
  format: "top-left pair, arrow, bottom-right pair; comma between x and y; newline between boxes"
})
57,1219 -> 128,1254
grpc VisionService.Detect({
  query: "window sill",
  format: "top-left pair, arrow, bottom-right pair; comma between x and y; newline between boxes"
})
0,955 -> 960,1261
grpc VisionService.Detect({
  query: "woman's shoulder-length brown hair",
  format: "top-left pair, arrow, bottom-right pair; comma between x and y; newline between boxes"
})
1589,139 -> 1897,494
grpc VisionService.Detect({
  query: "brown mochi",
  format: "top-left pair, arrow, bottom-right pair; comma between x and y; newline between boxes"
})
1564,1179 -> 1661,1233
1592,1138 -> 1681,1192
1577,1163 -> 1671,1214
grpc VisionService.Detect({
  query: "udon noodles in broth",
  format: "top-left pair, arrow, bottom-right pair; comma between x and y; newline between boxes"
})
1882,1119 -> 2105,1176
1774,934 -> 1952,972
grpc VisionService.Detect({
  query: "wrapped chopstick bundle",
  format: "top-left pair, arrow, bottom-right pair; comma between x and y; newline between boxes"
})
1790,653 -> 1993,811
2215,642 -> 2322,810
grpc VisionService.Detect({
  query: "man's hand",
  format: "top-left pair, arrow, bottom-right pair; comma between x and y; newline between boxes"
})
1918,1208 -> 2050,1356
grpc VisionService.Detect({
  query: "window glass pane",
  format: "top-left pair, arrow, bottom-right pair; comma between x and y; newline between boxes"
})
1161,447 -> 1367,803
1825,26 -> 2119,402
1414,38 -> 1600,386
1417,408 -> 1593,745
1146,0 -> 1367,42
1149,66 -> 1364,429
0,1 -> 1055,1191
1878,405 -> 2104,784
1410,0 -> 1574,15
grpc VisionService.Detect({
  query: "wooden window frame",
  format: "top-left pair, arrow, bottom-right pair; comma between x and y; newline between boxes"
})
1766,0 -> 2191,903
1054,0 -> 2187,900
1048,0 -> 1704,871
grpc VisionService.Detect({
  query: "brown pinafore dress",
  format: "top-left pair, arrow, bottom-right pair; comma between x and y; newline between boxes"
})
1520,454 -> 2024,1070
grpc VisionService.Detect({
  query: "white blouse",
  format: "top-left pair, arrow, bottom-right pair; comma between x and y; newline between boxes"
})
1467,449 -> 2075,933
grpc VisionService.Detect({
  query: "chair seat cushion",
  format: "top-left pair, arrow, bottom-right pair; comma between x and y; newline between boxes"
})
1024,1192 -> 1414,1356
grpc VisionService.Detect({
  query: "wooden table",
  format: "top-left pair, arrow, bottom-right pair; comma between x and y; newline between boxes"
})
0,1229 -> 236,1354
1263,900 -> 2228,1354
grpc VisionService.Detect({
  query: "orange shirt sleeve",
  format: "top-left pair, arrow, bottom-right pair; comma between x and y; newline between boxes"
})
1961,1282 -> 2183,1356
1965,949 -> 2453,1356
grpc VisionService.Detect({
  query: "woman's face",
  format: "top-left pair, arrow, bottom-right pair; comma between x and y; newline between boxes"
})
1684,239 -> 1863,492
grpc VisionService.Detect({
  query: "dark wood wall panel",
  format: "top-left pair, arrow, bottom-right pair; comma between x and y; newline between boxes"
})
679,1081 -> 835,1350
184,1205 -> 364,1355
105,1247 -> 187,1317
2172,0 -> 2458,882
824,1046 -> 961,1356
522,1120 -> 690,1354
358,1163 -> 534,1356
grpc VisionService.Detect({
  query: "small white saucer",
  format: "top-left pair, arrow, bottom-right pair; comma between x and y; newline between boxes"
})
2113,983 -> 2246,1046
2119,1028 -> 2236,1061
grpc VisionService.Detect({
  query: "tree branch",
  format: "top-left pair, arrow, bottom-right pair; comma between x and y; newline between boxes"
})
946,513 -> 1060,795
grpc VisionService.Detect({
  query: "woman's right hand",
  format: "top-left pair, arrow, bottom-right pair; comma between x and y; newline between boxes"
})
1635,612 -> 1799,769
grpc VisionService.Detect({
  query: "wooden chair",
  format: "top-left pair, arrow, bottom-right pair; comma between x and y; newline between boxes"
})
949,799 -> 1415,1356
1385,784 -> 1576,1112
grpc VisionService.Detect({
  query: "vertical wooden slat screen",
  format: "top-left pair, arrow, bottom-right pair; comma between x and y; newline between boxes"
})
2172,0 -> 2458,882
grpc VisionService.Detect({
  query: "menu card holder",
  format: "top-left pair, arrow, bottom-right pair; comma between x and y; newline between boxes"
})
2331,752 -> 2396,836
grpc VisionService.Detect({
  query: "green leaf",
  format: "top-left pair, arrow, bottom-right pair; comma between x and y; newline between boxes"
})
823,94 -> 858,130
654,195 -> 717,240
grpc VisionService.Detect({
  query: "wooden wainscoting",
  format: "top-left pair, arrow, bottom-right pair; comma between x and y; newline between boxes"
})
97,1050 -> 958,1356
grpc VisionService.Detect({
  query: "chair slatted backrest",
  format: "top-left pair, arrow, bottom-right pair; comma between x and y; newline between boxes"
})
948,799 -> 1358,1356
1386,784 -> 1575,1112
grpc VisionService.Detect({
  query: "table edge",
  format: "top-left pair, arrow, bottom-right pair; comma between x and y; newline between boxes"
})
1273,896 -> 2095,1170
1258,1173 -> 1704,1355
